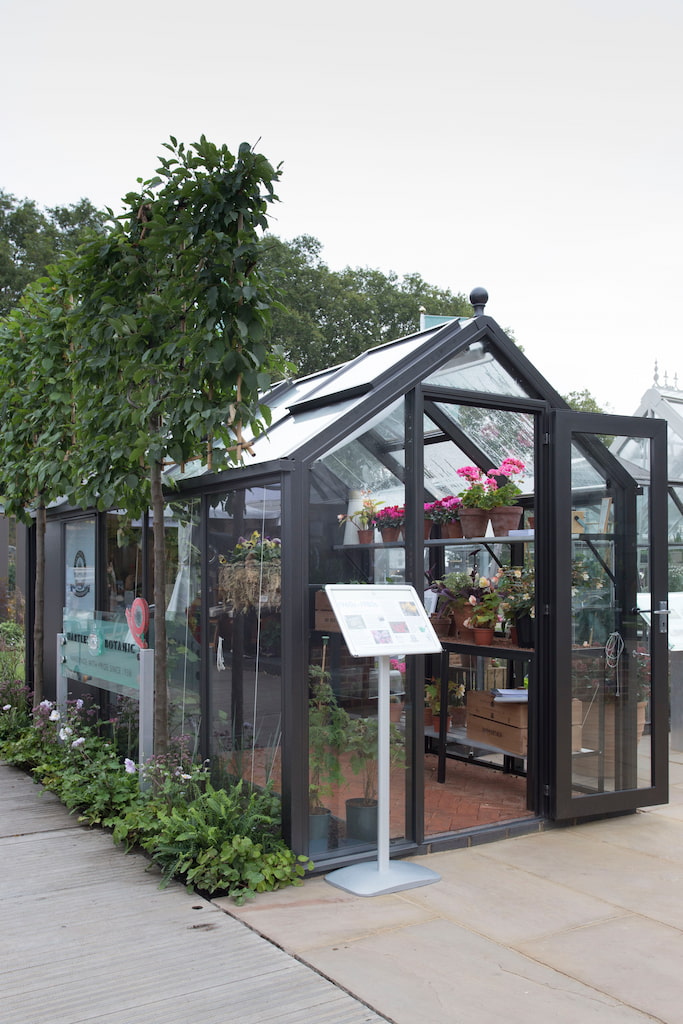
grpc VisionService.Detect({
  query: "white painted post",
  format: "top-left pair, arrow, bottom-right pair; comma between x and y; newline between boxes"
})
138,648 -> 154,786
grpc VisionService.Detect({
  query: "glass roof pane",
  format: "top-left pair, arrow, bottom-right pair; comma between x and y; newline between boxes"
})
429,403 -> 536,490
424,346 -> 531,397
294,329 -> 441,406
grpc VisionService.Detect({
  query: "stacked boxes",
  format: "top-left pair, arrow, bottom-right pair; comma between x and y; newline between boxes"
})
314,591 -> 340,632
466,689 -> 528,757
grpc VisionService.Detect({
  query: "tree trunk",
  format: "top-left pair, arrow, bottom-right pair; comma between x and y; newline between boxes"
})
33,503 -> 45,707
150,459 -> 169,754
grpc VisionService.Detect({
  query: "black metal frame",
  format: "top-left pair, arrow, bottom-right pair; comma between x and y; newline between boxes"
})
34,313 -> 672,865
549,410 -> 669,819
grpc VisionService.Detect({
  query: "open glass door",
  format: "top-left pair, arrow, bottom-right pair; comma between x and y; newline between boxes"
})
550,411 -> 668,819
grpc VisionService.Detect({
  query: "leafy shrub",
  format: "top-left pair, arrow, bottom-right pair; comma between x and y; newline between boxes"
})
0,697 -> 312,904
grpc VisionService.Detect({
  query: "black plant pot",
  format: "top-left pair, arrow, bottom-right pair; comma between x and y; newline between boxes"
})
345,797 -> 378,843
515,612 -> 534,648
309,808 -> 331,853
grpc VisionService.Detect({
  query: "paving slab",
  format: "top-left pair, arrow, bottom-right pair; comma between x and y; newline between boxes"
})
0,762 -> 389,1024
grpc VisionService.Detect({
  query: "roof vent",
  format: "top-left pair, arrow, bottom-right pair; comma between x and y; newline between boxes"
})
469,287 -> 488,316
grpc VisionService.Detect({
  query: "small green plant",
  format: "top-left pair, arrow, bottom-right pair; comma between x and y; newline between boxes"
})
308,665 -> 349,813
347,716 -> 403,805
129,781 -> 311,903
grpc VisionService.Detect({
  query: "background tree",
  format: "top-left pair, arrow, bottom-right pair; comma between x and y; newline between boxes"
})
0,269 -> 77,704
0,190 -> 106,316
563,389 -> 608,414
261,234 -> 472,375
66,136 -> 290,753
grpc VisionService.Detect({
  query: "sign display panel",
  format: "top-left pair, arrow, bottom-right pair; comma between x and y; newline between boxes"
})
324,584 -> 442,657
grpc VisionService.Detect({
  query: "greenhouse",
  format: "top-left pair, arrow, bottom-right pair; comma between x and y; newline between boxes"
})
35,288 -> 669,867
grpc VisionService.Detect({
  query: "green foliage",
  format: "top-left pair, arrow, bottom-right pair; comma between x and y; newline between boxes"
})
563,389 -> 606,414
308,666 -> 349,811
0,189 -> 106,316
0,678 -> 31,741
0,624 -> 25,683
0,696 -> 312,904
347,716 -> 403,805
261,234 -> 472,375
67,136 -> 291,513
131,781 -> 309,903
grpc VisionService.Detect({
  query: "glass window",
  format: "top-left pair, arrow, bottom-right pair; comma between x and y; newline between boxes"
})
207,485 -> 283,809
424,346 -> 531,397
569,434 -> 653,796
65,517 -> 96,614
308,398 -> 407,859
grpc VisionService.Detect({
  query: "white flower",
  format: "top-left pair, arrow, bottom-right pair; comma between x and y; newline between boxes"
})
59,726 -> 73,741
49,709 -> 61,722
39,700 -> 53,710
124,758 -> 137,774
75,699 -> 84,710
3,704 -> 11,711
71,737 -> 86,748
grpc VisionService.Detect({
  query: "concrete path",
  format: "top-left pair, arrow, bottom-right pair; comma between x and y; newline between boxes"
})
218,750 -> 683,1024
0,762 -> 388,1024
5,753 -> 683,1024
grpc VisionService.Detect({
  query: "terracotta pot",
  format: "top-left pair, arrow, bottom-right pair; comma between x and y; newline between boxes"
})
430,613 -> 452,639
424,519 -> 433,540
458,507 -> 489,538
357,528 -> 374,544
440,520 -> 463,539
452,606 -> 475,643
488,505 -> 523,536
450,707 -> 467,728
472,626 -> 495,646
390,701 -> 404,723
424,704 -> 433,726
380,526 -> 402,542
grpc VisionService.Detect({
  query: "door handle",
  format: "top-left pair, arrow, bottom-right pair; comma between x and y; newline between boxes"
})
653,602 -> 670,634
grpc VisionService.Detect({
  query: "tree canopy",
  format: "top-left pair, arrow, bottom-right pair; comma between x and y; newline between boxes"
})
260,234 -> 473,375
0,137 -> 289,742
0,190 -> 106,316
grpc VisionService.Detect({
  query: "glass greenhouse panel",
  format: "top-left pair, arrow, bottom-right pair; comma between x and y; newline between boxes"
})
205,485 -> 283,809
430,403 -> 536,492
424,347 -> 531,396
307,398 -> 408,858
569,434 -> 653,797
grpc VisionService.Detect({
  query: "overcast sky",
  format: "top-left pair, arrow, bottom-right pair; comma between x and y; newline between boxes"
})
2,0 -> 682,414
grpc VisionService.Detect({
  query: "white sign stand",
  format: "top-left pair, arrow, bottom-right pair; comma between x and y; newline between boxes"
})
323,584 -> 442,897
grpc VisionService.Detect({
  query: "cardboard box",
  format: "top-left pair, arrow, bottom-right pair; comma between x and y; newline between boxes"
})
484,666 -> 507,690
466,714 -> 528,757
467,689 -> 528,729
314,591 -> 341,632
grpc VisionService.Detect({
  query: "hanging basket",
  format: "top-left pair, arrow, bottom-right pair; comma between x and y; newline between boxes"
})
219,558 -> 282,613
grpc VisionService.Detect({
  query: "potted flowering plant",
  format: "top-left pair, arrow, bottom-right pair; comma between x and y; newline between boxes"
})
455,458 -> 526,536
463,578 -> 502,645
337,492 -> 384,542
430,570 -> 500,643
372,504 -> 405,541
424,495 -> 463,538
498,565 -> 535,647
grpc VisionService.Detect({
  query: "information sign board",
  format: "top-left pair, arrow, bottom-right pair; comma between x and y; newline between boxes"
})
324,584 -> 442,657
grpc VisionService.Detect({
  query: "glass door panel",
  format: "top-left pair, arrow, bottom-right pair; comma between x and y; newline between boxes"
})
552,412 -> 668,818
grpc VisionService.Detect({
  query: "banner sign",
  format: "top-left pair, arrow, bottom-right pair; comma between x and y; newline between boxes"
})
61,610 -> 141,694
